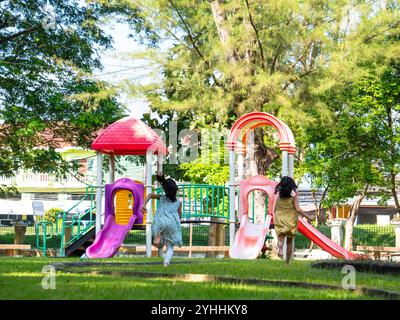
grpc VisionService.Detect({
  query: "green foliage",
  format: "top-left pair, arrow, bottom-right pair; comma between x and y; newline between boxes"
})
302,62 -> 400,207
0,0 -> 132,177
0,185 -> 19,199
41,208 -> 63,224
180,162 -> 229,185
179,139 -> 229,187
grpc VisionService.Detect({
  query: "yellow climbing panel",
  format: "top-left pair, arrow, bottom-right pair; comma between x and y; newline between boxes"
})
115,190 -> 134,225
114,181 -> 147,226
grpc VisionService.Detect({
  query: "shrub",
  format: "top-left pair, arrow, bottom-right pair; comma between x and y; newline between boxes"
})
41,208 -> 63,224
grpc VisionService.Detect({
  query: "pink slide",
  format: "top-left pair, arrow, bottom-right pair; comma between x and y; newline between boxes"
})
86,214 -> 137,258
229,214 -> 272,259
298,218 -> 359,260
86,178 -> 144,259
230,175 -> 361,260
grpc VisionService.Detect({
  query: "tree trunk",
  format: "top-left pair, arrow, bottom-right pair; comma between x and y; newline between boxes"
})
215,221 -> 226,256
210,1 -> 277,223
390,172 -> 400,214
344,184 -> 368,251
210,0 -> 238,63
243,130 -> 278,222
386,105 -> 400,216
207,220 -> 217,258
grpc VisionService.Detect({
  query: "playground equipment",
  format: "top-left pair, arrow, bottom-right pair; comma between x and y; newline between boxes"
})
34,112 -> 359,260
35,116 -> 167,257
229,176 -> 275,259
227,112 -> 359,260
89,116 -> 167,258
86,178 -> 144,258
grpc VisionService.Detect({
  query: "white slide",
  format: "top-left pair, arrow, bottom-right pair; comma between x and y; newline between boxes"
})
229,214 -> 272,259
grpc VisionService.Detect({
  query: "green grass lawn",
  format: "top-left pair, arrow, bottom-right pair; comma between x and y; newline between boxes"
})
0,257 -> 399,300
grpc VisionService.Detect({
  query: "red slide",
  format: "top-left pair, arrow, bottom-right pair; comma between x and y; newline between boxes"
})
298,218 -> 359,260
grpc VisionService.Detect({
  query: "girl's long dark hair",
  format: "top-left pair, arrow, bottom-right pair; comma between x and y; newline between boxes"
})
156,173 -> 178,202
275,176 -> 297,198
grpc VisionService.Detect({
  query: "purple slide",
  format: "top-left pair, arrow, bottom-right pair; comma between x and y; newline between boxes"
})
86,178 -> 144,258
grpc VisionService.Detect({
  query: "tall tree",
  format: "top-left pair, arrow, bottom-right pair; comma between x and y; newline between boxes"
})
349,66 -> 400,214
302,111 -> 383,250
302,61 -> 400,250
114,0 -> 399,220
0,0 -> 144,177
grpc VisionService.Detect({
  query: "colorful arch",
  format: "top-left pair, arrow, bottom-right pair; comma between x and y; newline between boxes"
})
227,112 -> 296,154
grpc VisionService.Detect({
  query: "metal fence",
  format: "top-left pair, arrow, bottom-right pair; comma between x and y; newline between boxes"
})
1,223 -> 396,252
353,224 -> 395,248
294,224 -> 396,250
294,225 -> 331,250
0,226 -> 61,248
124,222 -> 231,246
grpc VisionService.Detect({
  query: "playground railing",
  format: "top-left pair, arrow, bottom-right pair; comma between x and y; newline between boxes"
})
247,191 -> 269,224
35,220 -> 56,256
34,186 -> 96,256
154,184 -> 230,220
59,186 -> 96,256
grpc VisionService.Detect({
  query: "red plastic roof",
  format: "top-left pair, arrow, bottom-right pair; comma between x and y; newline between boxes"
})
91,116 -> 168,155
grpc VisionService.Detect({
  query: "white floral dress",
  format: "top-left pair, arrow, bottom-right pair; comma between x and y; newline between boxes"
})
152,195 -> 182,247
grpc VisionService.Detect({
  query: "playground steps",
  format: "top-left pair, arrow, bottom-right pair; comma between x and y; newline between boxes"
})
64,222 -> 146,257
65,227 -> 96,257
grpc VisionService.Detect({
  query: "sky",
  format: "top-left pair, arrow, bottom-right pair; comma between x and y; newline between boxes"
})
95,22 -> 154,119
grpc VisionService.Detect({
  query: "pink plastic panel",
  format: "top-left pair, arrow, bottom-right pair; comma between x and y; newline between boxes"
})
239,175 -> 279,220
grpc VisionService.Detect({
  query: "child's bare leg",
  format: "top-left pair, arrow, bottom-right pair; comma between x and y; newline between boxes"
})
285,237 -> 294,266
164,241 -> 174,267
277,235 -> 285,258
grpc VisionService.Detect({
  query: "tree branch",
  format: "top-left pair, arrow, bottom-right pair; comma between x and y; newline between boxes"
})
167,0 -> 221,87
269,43 -> 284,74
282,66 -> 320,90
0,25 -> 42,45
244,0 -> 265,69
363,19 -> 400,43
167,0 -> 204,59
290,42 -> 312,70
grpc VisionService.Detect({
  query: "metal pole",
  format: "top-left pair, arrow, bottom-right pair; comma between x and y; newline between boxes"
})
145,151 -> 153,258
108,154 -> 115,183
288,153 -> 294,178
229,150 -> 236,248
156,153 -> 163,258
237,153 -> 244,182
157,154 -> 163,174
282,151 -> 289,177
95,152 -> 103,235
189,223 -> 193,258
